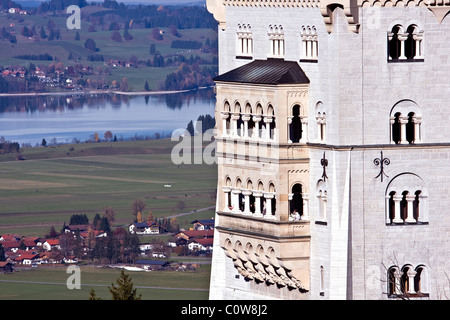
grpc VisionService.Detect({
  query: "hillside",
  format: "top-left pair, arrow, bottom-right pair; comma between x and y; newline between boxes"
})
0,0 -> 218,92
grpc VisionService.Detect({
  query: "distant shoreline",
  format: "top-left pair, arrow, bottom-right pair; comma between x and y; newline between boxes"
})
0,86 -> 213,97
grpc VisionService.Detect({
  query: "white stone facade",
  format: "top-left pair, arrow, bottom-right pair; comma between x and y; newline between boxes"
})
208,1 -> 450,300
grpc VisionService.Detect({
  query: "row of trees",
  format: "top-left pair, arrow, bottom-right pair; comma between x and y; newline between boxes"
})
161,63 -> 217,91
186,114 -> 216,136
0,139 -> 20,154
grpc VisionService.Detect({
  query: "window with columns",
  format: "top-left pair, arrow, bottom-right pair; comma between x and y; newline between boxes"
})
222,177 -> 276,219
385,174 -> 427,225
221,100 -> 277,142
268,24 -> 284,58
300,25 -> 318,62
390,101 -> 422,144
315,102 -> 326,142
388,24 -> 424,62
388,265 -> 429,298
237,23 -> 253,59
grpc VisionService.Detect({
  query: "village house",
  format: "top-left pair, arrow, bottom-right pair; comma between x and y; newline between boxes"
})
42,239 -> 60,251
187,237 -> 213,252
129,221 -> 164,235
191,219 -> 215,230
14,252 -> 39,265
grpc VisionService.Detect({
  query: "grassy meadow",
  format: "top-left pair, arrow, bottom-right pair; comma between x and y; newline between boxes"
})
0,138 -> 217,237
0,264 -> 211,300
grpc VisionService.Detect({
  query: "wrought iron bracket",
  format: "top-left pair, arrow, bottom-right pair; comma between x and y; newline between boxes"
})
321,152 -> 328,182
374,151 -> 390,182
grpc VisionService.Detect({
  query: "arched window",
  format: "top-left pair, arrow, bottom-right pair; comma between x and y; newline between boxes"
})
400,265 -> 412,295
221,101 -> 231,137
386,173 -> 428,224
290,105 -> 302,143
388,25 -> 402,60
388,24 -> 423,62
268,24 -> 284,58
414,265 -> 428,296
390,101 -> 422,144
245,103 -> 255,138
300,25 -> 318,61
290,183 -> 303,219
223,177 -> 232,211
388,267 -> 399,296
266,104 -> 275,141
237,23 -> 253,58
387,264 -> 429,298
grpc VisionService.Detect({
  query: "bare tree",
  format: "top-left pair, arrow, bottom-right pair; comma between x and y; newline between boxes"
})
131,199 -> 146,221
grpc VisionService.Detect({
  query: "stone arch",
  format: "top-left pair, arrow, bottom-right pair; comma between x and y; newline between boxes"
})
390,100 -> 422,144
385,173 -> 428,224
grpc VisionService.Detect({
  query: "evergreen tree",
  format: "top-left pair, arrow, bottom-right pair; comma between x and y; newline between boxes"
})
89,288 -> 102,300
99,216 -> 110,232
108,270 -> 142,300
0,243 -> 6,262
144,80 -> 150,91
186,120 -> 194,136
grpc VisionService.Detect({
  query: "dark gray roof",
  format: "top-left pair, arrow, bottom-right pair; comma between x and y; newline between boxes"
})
214,59 -> 310,85
135,260 -> 169,266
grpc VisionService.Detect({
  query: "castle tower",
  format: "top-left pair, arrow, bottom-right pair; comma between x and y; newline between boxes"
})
207,0 -> 450,300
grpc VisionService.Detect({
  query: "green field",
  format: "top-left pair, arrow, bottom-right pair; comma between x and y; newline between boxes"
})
0,9 -> 218,91
0,138 -> 216,300
0,139 -> 217,236
0,265 -> 210,300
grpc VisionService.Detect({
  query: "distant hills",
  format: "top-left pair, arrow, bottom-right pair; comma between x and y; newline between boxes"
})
14,0 -> 206,7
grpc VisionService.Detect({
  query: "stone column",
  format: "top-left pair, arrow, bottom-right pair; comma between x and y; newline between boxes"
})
279,39 -> 284,56
312,36 -> 318,59
242,114 -> 251,139
231,188 -> 242,213
231,113 -> 240,137
302,36 -> 307,58
393,195 -> 403,223
413,33 -> 424,59
221,112 -> 230,137
419,194 -> 428,223
307,36 -> 312,58
406,269 -> 417,294
405,195 -> 416,223
388,32 -> 394,61
263,193 -> 274,218
299,117 -> 308,144
253,115 -> 262,140
390,117 -> 396,144
414,116 -> 422,143
287,116 -> 293,143
264,116 -> 273,141
223,186 -> 231,212
302,193 -> 309,220
398,33 -> 408,60
400,116 -> 409,144
253,192 -> 263,217
242,190 -> 252,215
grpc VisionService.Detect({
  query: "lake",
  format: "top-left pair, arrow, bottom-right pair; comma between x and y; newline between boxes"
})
0,88 -> 216,146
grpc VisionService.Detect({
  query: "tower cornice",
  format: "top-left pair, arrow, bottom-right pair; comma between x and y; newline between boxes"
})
207,0 -> 450,32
